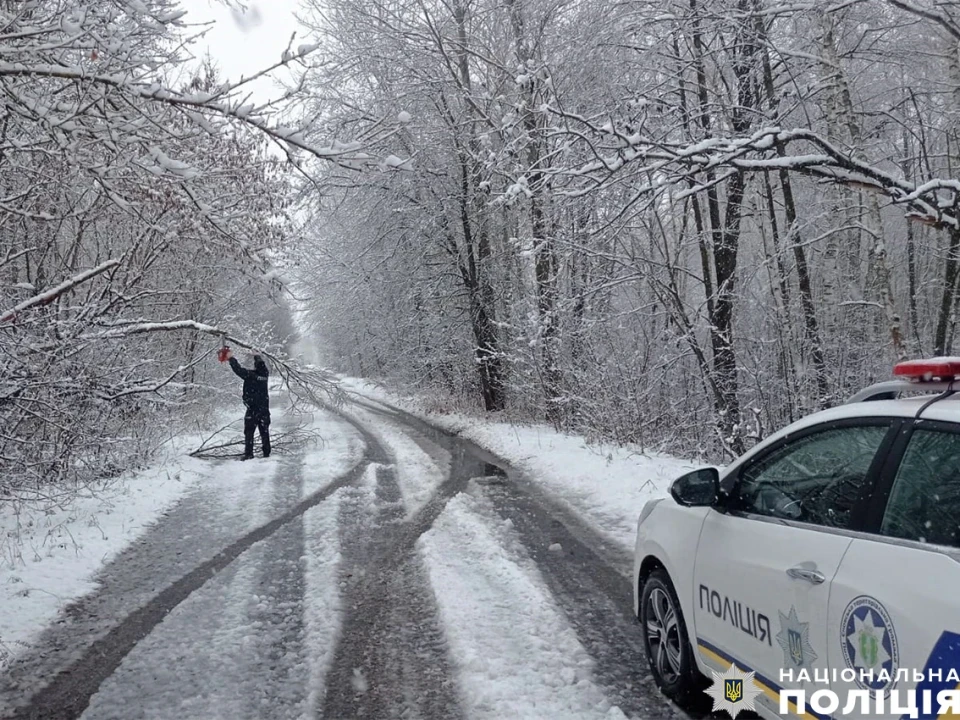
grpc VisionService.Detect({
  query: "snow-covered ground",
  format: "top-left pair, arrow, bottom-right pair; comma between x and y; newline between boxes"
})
5,371 -> 696,719
339,377 -> 699,551
420,487 -> 628,719
79,471 -> 354,720
0,393 -> 359,674
299,409 -> 366,498
301,483 -> 351,716
339,402 -> 449,518
0,442 -> 210,671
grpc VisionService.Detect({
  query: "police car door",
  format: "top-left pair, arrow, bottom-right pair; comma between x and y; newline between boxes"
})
828,421 -> 960,719
693,420 -> 898,718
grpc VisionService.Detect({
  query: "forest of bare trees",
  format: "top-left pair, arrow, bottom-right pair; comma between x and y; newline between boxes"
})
294,0 -> 960,458
7,0 -> 960,504
0,0 -> 360,501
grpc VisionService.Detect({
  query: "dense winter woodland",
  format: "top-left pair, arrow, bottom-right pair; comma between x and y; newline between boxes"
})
4,0 -> 960,503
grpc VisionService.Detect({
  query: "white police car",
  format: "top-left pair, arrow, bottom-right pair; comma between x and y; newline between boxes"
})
633,358 -> 960,719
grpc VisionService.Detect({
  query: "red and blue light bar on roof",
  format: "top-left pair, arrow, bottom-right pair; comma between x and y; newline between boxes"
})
893,357 -> 960,382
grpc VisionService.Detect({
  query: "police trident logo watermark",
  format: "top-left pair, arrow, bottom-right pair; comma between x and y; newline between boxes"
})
705,664 -> 763,719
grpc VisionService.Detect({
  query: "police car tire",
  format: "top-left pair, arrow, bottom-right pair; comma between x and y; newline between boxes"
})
640,569 -> 701,705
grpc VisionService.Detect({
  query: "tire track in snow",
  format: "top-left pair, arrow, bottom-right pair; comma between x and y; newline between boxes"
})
477,475 -> 685,719
75,454 -> 333,720
351,396 -> 727,720
238,456 -> 309,719
4,441 -> 368,720
420,489 -> 626,719
4,390 -> 721,720
318,415 -> 472,719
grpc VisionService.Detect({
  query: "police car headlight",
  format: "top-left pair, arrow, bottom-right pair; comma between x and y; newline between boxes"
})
638,497 -> 665,526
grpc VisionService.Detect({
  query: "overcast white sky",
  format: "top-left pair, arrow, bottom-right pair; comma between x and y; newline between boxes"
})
180,0 -> 304,99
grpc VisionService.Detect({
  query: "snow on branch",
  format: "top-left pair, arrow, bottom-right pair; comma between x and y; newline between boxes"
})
0,61 -> 400,169
0,259 -> 121,324
99,349 -> 215,401
84,319 -> 344,408
554,114 -> 958,229
188,417 -> 324,459
0,0 -> 413,181
883,0 -> 960,41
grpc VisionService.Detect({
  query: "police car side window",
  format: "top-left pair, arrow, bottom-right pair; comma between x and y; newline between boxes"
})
881,429 -> 960,549
731,425 -> 889,529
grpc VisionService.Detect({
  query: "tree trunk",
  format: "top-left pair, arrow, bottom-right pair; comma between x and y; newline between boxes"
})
696,0 -> 763,454
689,0 -> 748,453
451,2 -> 506,411
755,2 -> 831,406
506,0 -> 562,423
819,11 -> 903,359
900,123 -> 921,352
934,226 -> 960,356
934,40 -> 960,356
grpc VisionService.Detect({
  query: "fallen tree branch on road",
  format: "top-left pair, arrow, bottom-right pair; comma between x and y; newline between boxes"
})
189,417 -> 326,459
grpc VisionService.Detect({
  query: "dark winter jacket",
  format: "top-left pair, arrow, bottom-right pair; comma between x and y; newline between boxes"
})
230,356 -> 270,413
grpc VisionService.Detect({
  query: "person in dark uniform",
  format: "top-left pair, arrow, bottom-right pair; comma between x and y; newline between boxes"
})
227,351 -> 271,459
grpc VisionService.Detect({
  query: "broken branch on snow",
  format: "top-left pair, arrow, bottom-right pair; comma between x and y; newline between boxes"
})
189,417 -> 326,459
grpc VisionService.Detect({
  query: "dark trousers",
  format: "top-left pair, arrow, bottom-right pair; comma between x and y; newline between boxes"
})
244,408 -> 271,458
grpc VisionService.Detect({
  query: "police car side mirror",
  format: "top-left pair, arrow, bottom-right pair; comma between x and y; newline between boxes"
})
670,467 -> 720,507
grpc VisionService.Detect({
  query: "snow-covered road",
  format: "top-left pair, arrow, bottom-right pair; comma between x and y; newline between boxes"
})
0,395 -> 726,720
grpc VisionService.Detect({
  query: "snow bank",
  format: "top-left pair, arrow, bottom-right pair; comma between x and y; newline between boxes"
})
419,489 -> 627,719
0,444 -> 210,670
339,377 -> 697,551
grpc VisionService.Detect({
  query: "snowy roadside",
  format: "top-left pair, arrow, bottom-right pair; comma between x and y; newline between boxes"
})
338,376 -> 701,552
0,388 -> 298,673
0,436 -> 210,671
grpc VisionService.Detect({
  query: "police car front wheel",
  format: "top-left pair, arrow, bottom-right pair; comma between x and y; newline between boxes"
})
640,569 -> 700,704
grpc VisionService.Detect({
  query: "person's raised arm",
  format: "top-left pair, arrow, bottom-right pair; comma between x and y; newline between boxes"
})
229,356 -> 251,380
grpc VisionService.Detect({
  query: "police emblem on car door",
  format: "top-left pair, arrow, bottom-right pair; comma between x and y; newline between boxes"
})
777,606 -> 817,670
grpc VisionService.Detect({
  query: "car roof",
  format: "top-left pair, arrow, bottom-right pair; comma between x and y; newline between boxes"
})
730,394 -> 960,472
